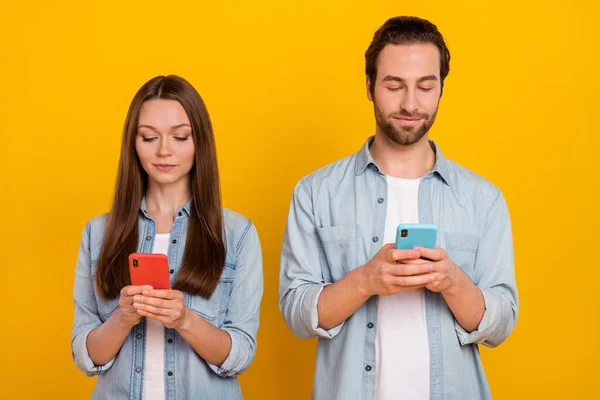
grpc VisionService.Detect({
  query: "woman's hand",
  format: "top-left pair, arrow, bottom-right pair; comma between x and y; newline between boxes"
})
115,285 -> 153,328
132,289 -> 189,330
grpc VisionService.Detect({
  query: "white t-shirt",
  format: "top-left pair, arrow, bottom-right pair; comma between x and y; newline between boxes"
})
143,233 -> 170,400
375,176 -> 430,400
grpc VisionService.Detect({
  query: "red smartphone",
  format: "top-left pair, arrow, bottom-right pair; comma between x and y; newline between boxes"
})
128,253 -> 171,289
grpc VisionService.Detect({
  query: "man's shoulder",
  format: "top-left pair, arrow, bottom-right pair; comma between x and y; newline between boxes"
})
297,153 -> 358,191
445,157 -> 503,205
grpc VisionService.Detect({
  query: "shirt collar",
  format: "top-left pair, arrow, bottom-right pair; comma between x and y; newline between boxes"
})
355,136 -> 452,187
139,197 -> 193,218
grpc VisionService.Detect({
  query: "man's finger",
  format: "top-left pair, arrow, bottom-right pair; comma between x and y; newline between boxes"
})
392,273 -> 435,287
414,246 -> 444,261
388,262 -> 433,276
378,243 -> 396,255
400,258 -> 429,265
386,248 -> 421,262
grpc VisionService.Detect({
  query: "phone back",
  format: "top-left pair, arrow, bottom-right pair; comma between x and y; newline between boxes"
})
395,223 -> 438,250
129,253 -> 171,289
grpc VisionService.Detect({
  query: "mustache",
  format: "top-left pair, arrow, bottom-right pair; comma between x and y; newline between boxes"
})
390,110 -> 429,119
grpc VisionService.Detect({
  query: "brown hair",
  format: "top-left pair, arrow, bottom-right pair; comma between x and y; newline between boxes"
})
365,16 -> 451,95
96,75 -> 225,300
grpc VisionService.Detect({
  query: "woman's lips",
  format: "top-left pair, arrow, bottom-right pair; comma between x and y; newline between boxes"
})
153,164 -> 176,172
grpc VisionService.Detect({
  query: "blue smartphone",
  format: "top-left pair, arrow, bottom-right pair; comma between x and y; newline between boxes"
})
395,223 -> 438,250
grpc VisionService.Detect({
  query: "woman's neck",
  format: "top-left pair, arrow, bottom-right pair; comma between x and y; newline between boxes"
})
145,178 -> 191,217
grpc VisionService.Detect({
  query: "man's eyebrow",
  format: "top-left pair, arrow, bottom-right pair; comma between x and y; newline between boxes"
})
381,75 -> 438,83
382,75 -> 405,83
417,75 -> 438,83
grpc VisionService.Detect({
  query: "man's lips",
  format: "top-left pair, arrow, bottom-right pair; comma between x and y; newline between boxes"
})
393,116 -> 422,125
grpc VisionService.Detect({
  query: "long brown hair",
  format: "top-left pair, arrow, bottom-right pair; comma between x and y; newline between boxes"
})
96,75 -> 225,300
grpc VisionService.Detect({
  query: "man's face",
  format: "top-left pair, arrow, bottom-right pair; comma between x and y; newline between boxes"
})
368,43 -> 442,145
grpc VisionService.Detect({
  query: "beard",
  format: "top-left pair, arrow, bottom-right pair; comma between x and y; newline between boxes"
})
374,101 -> 438,146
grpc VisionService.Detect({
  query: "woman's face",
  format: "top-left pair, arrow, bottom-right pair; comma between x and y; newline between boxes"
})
135,99 -> 195,187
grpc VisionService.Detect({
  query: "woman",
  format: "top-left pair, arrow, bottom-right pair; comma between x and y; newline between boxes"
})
71,75 -> 263,399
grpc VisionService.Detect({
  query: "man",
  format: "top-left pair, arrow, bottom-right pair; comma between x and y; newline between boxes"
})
279,16 -> 518,400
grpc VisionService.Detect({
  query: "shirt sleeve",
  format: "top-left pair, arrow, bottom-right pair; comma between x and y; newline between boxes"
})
455,191 -> 519,347
71,222 -> 116,376
279,180 -> 345,339
207,221 -> 264,377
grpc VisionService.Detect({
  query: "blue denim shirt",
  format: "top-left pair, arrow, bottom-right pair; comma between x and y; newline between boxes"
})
279,137 -> 518,400
71,200 -> 263,400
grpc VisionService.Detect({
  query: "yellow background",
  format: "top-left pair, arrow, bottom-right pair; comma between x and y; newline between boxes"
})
1,0 -> 598,398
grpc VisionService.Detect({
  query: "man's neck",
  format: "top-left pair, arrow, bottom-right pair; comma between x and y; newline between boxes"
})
370,132 -> 436,179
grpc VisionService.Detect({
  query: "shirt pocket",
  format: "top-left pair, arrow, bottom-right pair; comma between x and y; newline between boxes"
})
444,231 -> 479,281
316,224 -> 359,282
187,263 -> 235,326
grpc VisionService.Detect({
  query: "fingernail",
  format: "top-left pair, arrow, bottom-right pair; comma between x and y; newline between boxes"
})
134,296 -> 141,302
142,290 -> 149,296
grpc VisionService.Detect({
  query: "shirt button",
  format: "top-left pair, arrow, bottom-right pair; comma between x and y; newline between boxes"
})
168,339 -> 173,344
172,239 -> 177,244
374,166 -> 379,172
168,371 -> 173,376
365,365 -> 372,372
135,367 -> 141,373
378,198 -> 384,204
170,269 -> 174,274
137,334 -> 142,339
178,211 -> 183,217
145,236 -> 151,241
367,322 -> 374,329
372,236 -> 379,243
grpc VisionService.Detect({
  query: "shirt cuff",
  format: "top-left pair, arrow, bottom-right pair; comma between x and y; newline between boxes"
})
304,283 -> 344,338
72,329 -> 116,376
455,287 -> 500,345
207,330 -> 245,377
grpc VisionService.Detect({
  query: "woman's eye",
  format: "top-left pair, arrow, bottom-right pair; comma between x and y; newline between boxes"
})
142,137 -> 157,142
174,136 -> 190,141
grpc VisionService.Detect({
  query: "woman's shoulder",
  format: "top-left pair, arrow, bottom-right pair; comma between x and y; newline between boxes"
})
81,213 -> 109,243
222,208 -> 250,227
85,213 -> 109,230
222,208 -> 257,251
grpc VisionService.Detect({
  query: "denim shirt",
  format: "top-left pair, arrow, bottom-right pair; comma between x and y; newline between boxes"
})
279,137 -> 518,400
71,200 -> 263,400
